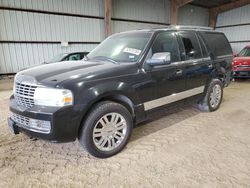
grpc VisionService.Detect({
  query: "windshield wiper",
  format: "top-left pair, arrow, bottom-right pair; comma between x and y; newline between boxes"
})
90,56 -> 118,64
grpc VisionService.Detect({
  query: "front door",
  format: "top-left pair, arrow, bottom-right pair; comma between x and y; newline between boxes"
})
142,31 -> 187,110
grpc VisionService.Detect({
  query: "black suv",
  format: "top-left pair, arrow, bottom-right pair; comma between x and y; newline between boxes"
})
8,26 -> 233,158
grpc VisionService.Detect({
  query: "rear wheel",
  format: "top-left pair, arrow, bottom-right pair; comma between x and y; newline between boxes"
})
198,79 -> 223,112
79,101 -> 133,158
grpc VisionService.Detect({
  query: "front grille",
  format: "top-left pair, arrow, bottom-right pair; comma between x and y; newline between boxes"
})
14,82 -> 37,108
11,112 -> 30,128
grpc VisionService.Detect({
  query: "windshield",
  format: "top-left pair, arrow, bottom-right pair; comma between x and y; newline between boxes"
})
238,47 -> 250,57
87,32 -> 152,63
47,53 -> 68,63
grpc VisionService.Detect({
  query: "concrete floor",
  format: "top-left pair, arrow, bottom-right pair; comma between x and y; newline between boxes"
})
0,76 -> 14,91
0,79 -> 250,187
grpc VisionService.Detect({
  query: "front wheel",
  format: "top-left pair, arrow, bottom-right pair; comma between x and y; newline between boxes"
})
198,79 -> 223,112
79,101 -> 133,158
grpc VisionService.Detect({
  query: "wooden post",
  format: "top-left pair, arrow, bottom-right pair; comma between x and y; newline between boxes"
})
209,9 -> 218,28
209,0 -> 250,28
170,1 -> 178,25
170,0 -> 194,25
104,0 -> 112,37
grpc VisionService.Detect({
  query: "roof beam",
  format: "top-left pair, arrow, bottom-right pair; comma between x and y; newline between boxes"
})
209,0 -> 250,28
170,0 -> 193,25
176,0 -> 194,7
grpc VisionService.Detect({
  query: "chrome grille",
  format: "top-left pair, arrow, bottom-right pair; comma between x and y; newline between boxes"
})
11,113 -> 30,127
14,82 -> 37,107
14,74 -> 38,108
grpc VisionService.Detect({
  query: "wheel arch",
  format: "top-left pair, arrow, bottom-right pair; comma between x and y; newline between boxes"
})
77,92 -> 136,137
210,60 -> 230,86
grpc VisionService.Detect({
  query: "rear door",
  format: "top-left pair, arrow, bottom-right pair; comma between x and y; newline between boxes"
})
177,31 -> 212,91
200,31 -> 233,85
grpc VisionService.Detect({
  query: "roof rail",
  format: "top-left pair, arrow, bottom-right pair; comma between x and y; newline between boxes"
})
170,25 -> 213,31
150,25 -> 213,31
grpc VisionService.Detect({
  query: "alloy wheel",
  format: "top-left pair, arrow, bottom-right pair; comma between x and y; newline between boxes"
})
209,84 -> 222,108
93,112 -> 127,151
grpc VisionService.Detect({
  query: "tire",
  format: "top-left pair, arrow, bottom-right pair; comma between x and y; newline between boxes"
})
79,101 -> 133,158
198,79 -> 223,112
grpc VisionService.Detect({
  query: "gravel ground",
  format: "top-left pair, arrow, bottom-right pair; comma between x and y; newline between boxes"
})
0,80 -> 250,187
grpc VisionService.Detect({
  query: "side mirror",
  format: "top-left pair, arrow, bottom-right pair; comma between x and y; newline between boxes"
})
146,52 -> 171,67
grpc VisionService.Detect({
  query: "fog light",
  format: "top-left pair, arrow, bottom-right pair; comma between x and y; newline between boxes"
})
28,119 -> 51,133
11,113 -> 51,134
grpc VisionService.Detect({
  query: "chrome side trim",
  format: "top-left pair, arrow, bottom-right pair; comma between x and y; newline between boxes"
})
144,86 -> 205,111
217,55 -> 233,59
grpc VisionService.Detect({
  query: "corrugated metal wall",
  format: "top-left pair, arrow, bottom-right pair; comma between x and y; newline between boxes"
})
0,0 -> 104,16
0,43 -> 98,73
178,4 -> 209,26
112,2 -> 210,33
0,0 -> 173,74
112,0 -> 170,23
112,21 -> 167,34
0,9 -> 104,42
0,0 -> 213,74
0,0 -> 104,74
216,4 -> 250,53
112,0 -> 171,33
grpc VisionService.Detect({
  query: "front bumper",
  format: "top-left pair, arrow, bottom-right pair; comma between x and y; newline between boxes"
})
8,95 -> 84,142
232,70 -> 250,78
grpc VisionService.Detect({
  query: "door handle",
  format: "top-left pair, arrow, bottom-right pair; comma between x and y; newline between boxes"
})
175,69 -> 183,75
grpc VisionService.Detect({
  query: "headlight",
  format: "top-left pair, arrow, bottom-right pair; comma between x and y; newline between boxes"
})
34,87 -> 73,107
13,73 -> 19,94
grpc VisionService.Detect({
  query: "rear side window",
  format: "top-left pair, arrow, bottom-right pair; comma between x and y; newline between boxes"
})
201,32 -> 232,57
178,31 -> 202,60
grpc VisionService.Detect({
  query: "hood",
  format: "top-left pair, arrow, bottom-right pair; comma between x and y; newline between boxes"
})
19,60 -> 137,87
233,57 -> 250,65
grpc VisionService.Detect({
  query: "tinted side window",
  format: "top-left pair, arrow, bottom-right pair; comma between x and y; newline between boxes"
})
179,31 -> 202,60
80,52 -> 88,59
151,32 -> 180,62
67,54 -> 81,61
201,32 -> 232,57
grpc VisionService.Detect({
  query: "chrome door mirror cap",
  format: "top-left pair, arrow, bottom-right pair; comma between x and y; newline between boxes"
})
146,52 -> 171,66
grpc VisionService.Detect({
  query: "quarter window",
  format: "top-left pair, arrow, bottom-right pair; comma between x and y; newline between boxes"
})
201,32 -> 232,57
